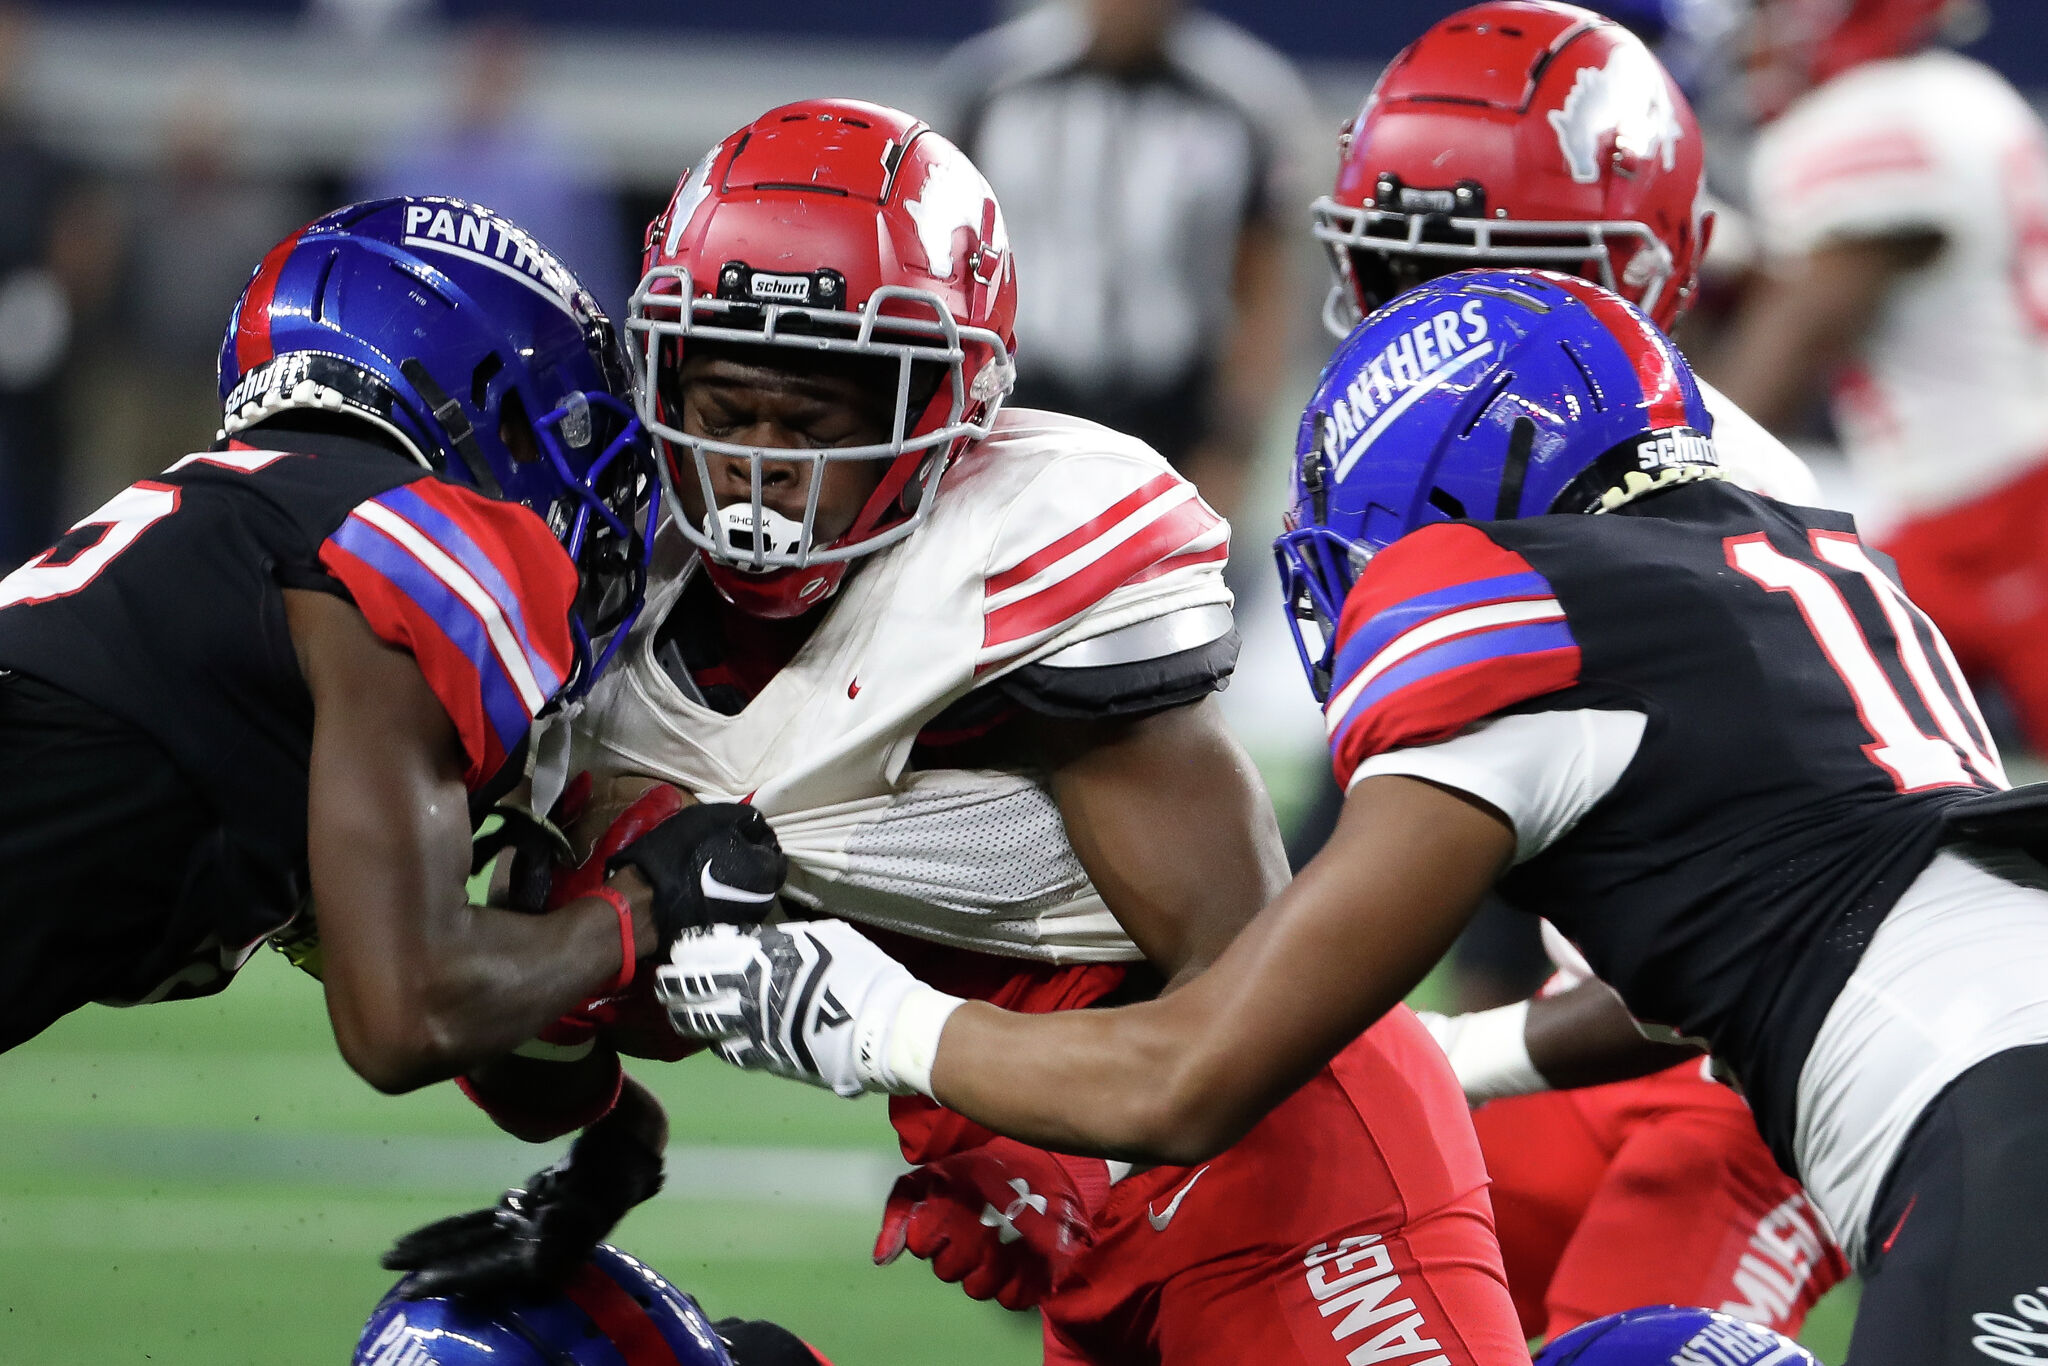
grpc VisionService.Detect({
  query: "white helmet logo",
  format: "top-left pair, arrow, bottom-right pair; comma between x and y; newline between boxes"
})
904,154 -> 1004,280
664,144 -> 723,257
1547,50 -> 1684,186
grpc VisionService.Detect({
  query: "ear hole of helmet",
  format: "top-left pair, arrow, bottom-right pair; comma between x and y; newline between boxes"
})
497,390 -> 541,465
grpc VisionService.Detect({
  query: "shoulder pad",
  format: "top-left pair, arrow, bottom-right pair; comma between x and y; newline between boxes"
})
319,477 -> 577,789
1325,523 -> 1580,787
1003,604 -> 1239,719
981,454 -> 1227,660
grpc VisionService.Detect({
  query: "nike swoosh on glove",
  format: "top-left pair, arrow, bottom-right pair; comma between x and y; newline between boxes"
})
873,1137 -> 1097,1310
656,921 -> 961,1099
606,802 -> 787,951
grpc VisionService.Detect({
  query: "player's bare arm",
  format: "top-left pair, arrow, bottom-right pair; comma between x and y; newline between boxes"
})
1520,980 -> 1700,1090
290,587 -> 657,1093
1708,230 -> 1944,433
1022,696 -> 1288,983
1418,975 -> 1705,1107
923,775 -> 1511,1162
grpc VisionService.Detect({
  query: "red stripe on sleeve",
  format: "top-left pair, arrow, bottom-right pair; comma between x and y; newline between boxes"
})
563,1263 -> 685,1365
399,479 -> 581,690
1125,539 -> 1231,589
1328,647 -> 1580,789
986,472 -> 1183,595
1332,524 -> 1541,634
317,536 -> 507,789
983,493 -> 1222,651
1325,524 -> 1578,786
233,229 -> 305,375
1546,274 -> 1690,430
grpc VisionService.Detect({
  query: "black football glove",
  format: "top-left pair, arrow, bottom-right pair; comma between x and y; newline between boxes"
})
381,1120 -> 663,1300
606,802 -> 786,950
716,1317 -> 831,1366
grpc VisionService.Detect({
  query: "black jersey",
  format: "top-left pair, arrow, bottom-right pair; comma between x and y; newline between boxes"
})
1323,481 -> 2000,1169
0,430 -> 578,1032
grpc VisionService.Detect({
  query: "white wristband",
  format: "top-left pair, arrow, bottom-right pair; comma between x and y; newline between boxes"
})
1434,1000 -> 1548,1105
855,984 -> 965,1097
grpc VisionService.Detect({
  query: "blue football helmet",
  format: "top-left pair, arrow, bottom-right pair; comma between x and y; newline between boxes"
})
1274,267 -> 1719,700
218,195 -> 659,697
355,1244 -> 734,1366
1536,1305 -> 1820,1365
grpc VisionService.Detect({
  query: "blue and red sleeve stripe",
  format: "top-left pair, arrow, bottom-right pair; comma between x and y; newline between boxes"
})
1324,523 -> 1581,788
319,479 -> 577,789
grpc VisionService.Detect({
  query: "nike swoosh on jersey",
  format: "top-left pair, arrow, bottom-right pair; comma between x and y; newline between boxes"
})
700,865 -> 778,903
1145,1166 -> 1210,1232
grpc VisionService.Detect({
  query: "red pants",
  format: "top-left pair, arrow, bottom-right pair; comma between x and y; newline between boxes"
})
1040,1012 -> 1528,1366
1471,1062 -> 1849,1341
1883,458 -> 2048,753
885,945 -> 1527,1365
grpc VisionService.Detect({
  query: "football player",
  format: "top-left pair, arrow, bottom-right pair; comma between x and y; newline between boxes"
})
1307,1 -> 1849,1337
396,102 -> 1531,1365
666,270 -> 2048,1365
0,198 -> 781,1101
1713,0 -> 2048,749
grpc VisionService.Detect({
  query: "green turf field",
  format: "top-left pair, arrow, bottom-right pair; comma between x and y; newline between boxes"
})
0,953 -> 1860,1364
0,953 -> 1044,1364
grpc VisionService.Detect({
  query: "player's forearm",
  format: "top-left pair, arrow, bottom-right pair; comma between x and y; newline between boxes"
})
929,995 -> 1259,1165
595,1073 -> 668,1151
324,873 -> 653,1093
389,886 -> 652,1084
1523,979 -> 1702,1090
1424,981 -> 1703,1105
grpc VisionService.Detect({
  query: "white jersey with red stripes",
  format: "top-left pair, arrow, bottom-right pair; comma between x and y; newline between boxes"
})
564,407 -> 1231,963
1750,50 -> 2048,515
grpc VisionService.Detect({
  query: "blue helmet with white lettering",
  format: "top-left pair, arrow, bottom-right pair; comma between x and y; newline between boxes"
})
218,195 -> 659,696
1274,267 -> 1718,699
1534,1305 -> 1819,1365
354,1244 -> 736,1366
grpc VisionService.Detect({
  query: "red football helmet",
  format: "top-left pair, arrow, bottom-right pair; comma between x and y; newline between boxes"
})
1748,0 -> 1958,118
628,99 -> 1019,618
1312,0 -> 1709,335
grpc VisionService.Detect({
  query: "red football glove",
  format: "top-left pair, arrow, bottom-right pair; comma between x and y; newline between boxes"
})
456,782 -> 705,1139
873,1137 -> 1100,1310
549,780 -> 706,1062
546,780 -> 690,911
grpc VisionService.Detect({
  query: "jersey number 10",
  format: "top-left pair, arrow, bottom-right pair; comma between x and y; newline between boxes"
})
1727,531 -> 2004,794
